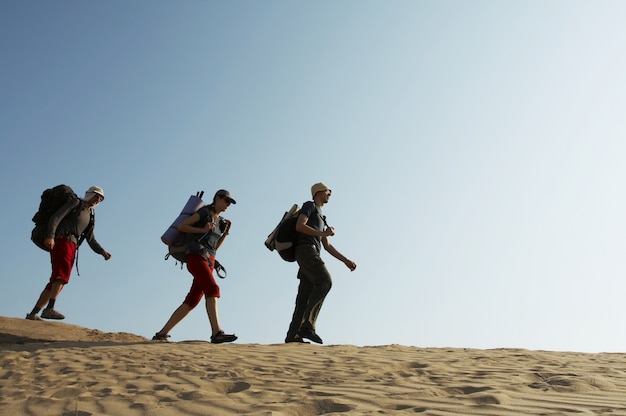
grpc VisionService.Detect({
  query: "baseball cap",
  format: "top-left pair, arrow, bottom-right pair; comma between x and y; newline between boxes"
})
215,189 -> 237,204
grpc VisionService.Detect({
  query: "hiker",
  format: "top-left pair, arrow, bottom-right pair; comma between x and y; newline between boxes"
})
26,186 -> 112,321
152,189 -> 238,344
285,183 -> 357,344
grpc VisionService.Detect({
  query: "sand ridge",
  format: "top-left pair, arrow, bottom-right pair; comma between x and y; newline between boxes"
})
1,317 -> 626,415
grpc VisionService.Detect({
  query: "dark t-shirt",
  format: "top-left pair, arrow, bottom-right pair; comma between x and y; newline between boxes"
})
48,199 -> 104,254
296,201 -> 324,251
187,205 -> 227,257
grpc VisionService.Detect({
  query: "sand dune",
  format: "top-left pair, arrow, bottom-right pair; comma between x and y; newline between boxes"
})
1,316 -> 625,415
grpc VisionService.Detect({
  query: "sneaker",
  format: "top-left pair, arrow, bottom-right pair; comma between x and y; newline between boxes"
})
210,330 -> 237,344
25,313 -> 42,321
152,333 -> 170,341
41,308 -> 65,320
298,328 -> 323,344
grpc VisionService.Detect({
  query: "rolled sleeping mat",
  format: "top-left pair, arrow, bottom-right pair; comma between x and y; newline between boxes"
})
161,193 -> 205,245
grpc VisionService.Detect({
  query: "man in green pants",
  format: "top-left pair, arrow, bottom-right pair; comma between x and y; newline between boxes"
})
285,182 -> 357,344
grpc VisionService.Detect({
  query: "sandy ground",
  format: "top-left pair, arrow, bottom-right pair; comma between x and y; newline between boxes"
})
1,316 -> 626,415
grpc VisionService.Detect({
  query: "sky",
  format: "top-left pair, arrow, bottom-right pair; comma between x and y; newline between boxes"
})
2,1 -> 626,353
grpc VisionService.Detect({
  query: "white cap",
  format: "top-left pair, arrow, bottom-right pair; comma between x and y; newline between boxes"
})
85,185 -> 105,201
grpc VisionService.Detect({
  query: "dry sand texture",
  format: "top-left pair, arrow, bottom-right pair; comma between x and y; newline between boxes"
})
1,317 -> 626,415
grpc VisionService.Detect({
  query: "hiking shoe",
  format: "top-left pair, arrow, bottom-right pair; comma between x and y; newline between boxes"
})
152,333 -> 170,341
298,328 -> 323,344
41,308 -> 65,320
285,334 -> 310,344
211,330 -> 237,344
25,313 -> 42,321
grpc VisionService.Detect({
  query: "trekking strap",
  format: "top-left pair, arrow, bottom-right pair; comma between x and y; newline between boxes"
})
74,210 -> 95,276
215,260 -> 227,279
75,246 -> 81,276
164,252 -> 185,269
321,215 -> 329,230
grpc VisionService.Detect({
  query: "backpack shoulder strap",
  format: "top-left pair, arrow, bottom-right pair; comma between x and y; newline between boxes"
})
78,209 -> 95,246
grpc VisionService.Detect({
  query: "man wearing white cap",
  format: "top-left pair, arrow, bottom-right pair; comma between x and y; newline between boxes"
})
285,182 -> 357,344
26,186 -> 112,321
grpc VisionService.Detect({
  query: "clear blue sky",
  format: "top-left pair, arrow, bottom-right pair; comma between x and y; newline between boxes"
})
2,1 -> 626,353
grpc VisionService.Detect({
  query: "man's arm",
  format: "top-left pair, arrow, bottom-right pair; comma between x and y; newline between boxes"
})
85,215 -> 111,260
322,236 -> 357,271
295,213 -> 333,237
43,199 -> 80,250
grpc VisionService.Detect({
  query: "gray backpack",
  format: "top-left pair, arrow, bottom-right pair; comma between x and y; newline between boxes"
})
162,194 -> 227,278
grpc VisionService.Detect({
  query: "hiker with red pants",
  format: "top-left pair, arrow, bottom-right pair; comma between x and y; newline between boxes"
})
26,186 -> 112,321
153,189 -> 238,344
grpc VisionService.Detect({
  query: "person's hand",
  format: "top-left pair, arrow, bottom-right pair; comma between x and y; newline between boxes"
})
102,251 -> 112,260
44,238 -> 55,251
223,219 -> 232,235
202,222 -> 216,233
344,259 -> 356,271
324,227 -> 335,237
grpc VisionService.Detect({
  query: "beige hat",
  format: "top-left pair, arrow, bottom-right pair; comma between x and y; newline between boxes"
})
85,186 -> 105,201
311,182 -> 331,198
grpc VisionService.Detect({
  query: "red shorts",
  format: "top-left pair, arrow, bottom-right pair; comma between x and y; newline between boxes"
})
46,236 -> 77,290
183,254 -> 221,307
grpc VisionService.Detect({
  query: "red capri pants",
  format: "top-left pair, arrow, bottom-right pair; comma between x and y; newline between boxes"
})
183,253 -> 221,308
46,236 -> 77,290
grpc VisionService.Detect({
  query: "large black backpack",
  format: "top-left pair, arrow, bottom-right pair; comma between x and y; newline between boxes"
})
31,184 -> 80,251
265,204 -> 301,262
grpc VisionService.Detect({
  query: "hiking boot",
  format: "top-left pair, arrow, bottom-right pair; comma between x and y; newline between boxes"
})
25,313 -> 42,321
298,328 -> 323,344
285,334 -> 310,344
41,308 -> 65,320
210,330 -> 237,344
152,333 -> 170,341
